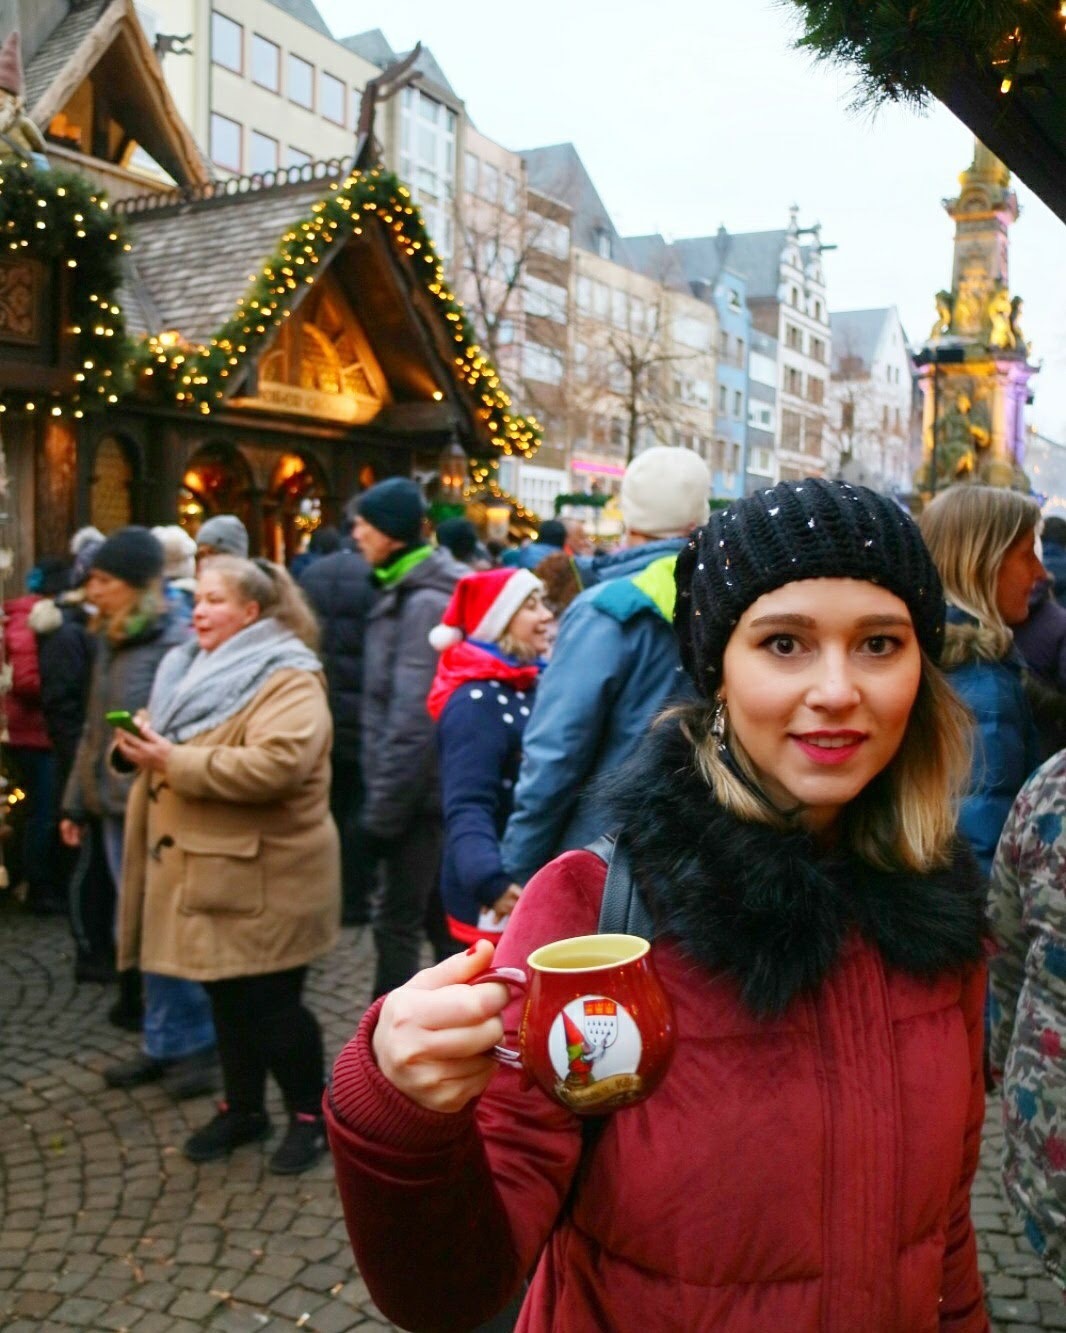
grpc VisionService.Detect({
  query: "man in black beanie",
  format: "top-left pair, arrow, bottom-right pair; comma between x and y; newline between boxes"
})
353,478 -> 466,996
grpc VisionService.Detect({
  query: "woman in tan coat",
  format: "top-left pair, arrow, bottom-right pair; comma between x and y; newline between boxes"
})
115,556 -> 339,1174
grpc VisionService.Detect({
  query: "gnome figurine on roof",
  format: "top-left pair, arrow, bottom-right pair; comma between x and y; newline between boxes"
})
0,30 -> 48,167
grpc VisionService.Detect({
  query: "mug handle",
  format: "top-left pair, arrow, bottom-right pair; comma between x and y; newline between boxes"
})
470,966 -> 527,1067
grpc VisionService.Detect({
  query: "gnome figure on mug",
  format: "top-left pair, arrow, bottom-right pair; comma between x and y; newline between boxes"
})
426,567 -> 554,945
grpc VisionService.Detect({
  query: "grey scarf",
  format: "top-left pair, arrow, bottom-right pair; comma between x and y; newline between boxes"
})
148,618 -> 321,742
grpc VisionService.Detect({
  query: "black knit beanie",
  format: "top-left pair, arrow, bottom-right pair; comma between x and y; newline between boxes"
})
675,479 -> 945,697
357,478 -> 425,545
90,526 -> 165,589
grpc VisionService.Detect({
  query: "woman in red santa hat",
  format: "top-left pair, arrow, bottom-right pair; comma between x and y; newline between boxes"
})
427,568 -> 554,944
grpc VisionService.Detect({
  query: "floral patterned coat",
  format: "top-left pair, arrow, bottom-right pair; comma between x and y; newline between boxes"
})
989,750 -> 1066,1286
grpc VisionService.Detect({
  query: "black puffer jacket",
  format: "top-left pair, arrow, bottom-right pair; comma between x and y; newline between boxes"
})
299,548 -> 373,763
29,593 -> 95,773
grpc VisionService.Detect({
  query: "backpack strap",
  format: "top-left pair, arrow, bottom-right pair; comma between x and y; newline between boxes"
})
586,833 -> 653,938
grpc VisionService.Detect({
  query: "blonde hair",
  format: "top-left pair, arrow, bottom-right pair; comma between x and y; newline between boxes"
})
200,556 -> 320,651
919,484 -> 1040,664
95,582 -> 166,644
668,651 -> 972,872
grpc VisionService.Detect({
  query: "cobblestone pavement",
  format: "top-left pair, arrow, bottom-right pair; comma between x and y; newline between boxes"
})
2,902 -> 1064,1332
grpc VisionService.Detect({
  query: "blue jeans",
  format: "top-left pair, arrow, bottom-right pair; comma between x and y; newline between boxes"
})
102,815 -> 215,1061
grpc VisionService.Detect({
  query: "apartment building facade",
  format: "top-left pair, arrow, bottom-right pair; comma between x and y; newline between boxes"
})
827,307 -> 916,493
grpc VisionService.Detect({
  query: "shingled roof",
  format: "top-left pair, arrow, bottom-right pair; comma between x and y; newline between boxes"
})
118,173 -> 330,342
22,1 -> 106,112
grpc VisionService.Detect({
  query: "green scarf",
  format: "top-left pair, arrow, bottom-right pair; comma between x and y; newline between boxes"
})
374,544 -> 433,588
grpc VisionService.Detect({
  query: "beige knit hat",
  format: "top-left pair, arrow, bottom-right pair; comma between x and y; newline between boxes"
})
620,446 -> 711,538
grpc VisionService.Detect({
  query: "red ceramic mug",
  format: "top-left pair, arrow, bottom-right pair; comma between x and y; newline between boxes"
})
473,933 -> 676,1115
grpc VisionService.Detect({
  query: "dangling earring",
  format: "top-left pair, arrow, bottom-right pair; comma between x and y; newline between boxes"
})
711,696 -> 727,739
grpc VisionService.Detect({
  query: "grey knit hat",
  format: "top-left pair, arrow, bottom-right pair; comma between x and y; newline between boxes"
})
674,478 -> 945,697
196,514 -> 249,557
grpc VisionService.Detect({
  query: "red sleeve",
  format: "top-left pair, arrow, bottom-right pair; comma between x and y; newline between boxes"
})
6,606 -> 41,699
939,961 -> 990,1332
325,851 -> 607,1333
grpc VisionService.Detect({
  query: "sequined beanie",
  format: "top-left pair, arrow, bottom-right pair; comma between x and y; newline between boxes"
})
674,478 -> 945,697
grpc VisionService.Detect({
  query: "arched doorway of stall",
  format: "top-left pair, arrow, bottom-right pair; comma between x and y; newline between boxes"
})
179,442 -> 254,542
89,433 -> 139,533
265,449 -> 329,565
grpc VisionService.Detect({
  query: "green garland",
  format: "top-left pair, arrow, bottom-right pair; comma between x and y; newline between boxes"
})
787,1 -> 1064,109
138,166 -> 543,462
0,159 -> 133,413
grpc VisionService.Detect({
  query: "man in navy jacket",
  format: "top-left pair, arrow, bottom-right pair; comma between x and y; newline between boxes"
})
500,447 -> 711,887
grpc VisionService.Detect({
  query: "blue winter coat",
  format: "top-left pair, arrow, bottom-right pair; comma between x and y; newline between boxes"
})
438,671 -> 535,938
500,541 -> 693,886
943,606 -> 1041,878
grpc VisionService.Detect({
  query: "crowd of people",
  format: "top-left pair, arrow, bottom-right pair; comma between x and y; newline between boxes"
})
11,459 -> 1066,1325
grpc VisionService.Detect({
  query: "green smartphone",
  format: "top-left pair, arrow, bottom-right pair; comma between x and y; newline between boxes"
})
105,709 -> 142,735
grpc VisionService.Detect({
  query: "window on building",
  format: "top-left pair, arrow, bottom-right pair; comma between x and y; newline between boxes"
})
731,442 -> 742,475
534,216 -> 569,259
573,341 -> 588,380
713,439 -> 727,471
720,329 -> 730,358
593,282 -> 610,320
249,130 -> 278,176
805,419 -> 823,455
250,34 -> 279,90
694,378 -> 710,408
808,377 -> 824,405
523,341 -> 562,384
321,72 -> 345,125
785,366 -> 802,396
210,112 -> 241,172
673,315 -> 711,351
814,299 -> 823,321
525,275 -> 567,323
718,384 -> 728,414
841,401 -> 854,431
629,296 -> 645,332
785,323 -> 802,352
810,337 -> 824,363
608,359 -> 627,393
790,286 -> 799,308
286,146 -> 311,169
749,352 -> 776,387
576,275 -> 592,314
463,151 -> 478,195
733,389 -> 743,418
781,409 -> 802,448
610,419 -> 626,453
894,406 -> 902,433
212,11 -> 242,72
481,162 -> 498,203
735,336 -> 745,366
611,289 -> 627,329
502,173 -> 518,214
882,404 -> 890,430
399,86 -> 457,262
496,318 -> 515,346
288,54 -> 313,108
596,230 -> 612,260
728,288 -> 741,311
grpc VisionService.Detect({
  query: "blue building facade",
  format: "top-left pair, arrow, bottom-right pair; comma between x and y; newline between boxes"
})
711,268 -> 752,500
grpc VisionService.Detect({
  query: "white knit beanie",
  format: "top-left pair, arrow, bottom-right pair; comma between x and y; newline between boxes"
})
620,446 -> 712,538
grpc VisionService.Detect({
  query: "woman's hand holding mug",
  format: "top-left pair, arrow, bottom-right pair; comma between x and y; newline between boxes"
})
372,940 -> 510,1113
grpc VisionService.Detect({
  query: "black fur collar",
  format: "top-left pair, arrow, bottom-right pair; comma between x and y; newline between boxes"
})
604,715 -> 986,1018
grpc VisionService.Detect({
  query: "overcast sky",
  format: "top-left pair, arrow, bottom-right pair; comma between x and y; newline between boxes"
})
319,0 -> 1066,441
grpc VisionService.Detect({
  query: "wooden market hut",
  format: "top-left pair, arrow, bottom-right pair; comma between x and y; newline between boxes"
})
103,161 -> 539,560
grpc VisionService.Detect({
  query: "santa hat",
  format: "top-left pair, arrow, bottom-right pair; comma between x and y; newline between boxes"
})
429,568 -> 542,651
0,32 -> 25,99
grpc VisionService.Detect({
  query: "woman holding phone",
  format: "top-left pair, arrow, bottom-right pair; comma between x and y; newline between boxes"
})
325,480 -> 989,1332
113,556 -> 339,1174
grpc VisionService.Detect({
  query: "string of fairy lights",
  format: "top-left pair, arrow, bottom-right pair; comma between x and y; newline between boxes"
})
0,161 -> 542,476
0,161 -> 133,420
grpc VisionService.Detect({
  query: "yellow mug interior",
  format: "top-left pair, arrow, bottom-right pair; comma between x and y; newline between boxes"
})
528,933 -> 650,973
